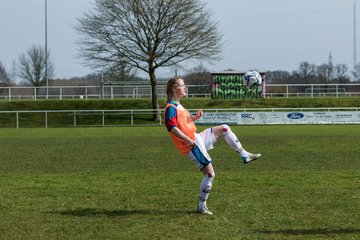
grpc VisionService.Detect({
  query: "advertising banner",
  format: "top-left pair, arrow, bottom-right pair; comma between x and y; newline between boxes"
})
196,111 -> 360,125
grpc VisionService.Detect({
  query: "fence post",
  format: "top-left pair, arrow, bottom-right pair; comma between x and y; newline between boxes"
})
8,88 -> 11,101
102,111 -> 105,126
131,110 -> 134,126
286,85 -> 289,98
16,112 -> 19,128
45,111 -> 48,128
101,83 -> 104,100
159,109 -> 162,126
73,111 -> 77,127
336,85 -> 339,98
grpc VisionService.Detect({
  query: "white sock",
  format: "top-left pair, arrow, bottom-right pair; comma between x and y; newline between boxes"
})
222,125 -> 249,157
198,172 -> 215,208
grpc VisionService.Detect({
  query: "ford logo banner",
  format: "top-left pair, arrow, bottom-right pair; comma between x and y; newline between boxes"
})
287,112 -> 304,119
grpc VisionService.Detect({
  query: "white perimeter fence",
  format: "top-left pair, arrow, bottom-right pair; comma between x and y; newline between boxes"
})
0,107 -> 359,128
0,83 -> 360,100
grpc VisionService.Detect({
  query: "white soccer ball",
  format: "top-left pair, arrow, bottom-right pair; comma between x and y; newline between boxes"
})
243,70 -> 262,89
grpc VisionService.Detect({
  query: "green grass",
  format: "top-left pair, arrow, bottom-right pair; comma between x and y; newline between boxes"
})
0,125 -> 360,239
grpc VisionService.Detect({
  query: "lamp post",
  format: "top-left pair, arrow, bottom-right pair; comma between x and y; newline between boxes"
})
354,0 -> 357,69
45,0 -> 48,99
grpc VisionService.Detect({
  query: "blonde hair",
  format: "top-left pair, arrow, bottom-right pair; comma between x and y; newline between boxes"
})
166,77 -> 182,101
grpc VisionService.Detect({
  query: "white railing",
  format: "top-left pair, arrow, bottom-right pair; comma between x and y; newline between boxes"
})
265,83 -> 360,98
0,107 -> 359,128
0,85 -> 211,101
0,109 -> 162,128
0,83 -> 359,100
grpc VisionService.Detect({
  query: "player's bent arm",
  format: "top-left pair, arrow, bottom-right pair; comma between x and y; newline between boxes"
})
191,110 -> 203,121
171,127 -> 196,148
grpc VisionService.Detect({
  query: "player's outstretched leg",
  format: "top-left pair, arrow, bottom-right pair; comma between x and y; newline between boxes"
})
220,124 -> 261,164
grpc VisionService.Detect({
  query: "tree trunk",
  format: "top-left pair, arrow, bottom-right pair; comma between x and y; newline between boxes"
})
149,68 -> 160,122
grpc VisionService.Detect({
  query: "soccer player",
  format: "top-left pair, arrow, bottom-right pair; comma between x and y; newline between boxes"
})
164,77 -> 261,215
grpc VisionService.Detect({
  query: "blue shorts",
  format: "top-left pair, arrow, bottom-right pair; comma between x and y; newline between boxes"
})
187,128 -> 217,169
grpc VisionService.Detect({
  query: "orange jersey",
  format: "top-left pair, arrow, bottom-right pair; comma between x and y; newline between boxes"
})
164,101 -> 197,155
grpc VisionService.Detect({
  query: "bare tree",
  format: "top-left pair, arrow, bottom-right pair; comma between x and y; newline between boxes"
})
17,45 -> 54,87
183,64 -> 211,85
265,70 -> 291,84
76,0 -> 222,120
351,62 -> 360,81
183,64 -> 211,96
103,60 -> 137,83
0,62 -> 12,86
334,64 -> 349,83
298,61 -> 316,84
317,64 -> 330,84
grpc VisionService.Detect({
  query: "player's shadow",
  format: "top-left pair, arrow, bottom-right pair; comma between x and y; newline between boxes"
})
257,228 -> 360,236
51,208 -> 195,217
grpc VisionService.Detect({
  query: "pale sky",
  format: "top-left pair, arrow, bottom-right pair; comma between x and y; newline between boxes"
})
0,0 -> 357,80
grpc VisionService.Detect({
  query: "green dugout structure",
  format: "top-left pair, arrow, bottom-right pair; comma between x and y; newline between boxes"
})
211,71 -> 265,99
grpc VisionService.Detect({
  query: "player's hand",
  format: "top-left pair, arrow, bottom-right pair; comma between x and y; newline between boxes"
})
192,110 -> 203,121
187,139 -> 197,148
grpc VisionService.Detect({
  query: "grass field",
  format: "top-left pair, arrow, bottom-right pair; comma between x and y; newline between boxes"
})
0,125 -> 359,239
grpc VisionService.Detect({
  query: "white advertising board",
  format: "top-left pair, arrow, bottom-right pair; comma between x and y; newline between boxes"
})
196,111 -> 360,125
